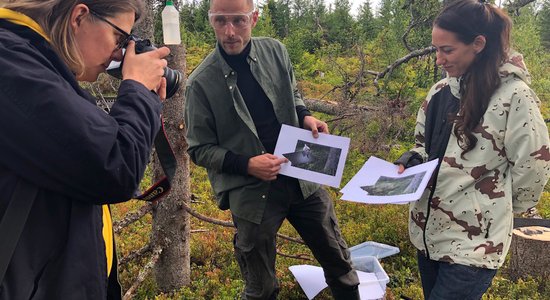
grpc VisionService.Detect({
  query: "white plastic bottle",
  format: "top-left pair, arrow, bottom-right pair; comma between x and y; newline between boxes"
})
162,0 -> 181,45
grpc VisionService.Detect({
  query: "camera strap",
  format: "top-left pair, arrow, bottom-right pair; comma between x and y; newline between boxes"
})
134,118 -> 177,202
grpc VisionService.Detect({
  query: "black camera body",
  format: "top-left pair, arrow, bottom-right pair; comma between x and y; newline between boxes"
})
107,37 -> 182,98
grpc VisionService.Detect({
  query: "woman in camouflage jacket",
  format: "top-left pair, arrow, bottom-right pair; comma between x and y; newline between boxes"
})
396,1 -> 550,299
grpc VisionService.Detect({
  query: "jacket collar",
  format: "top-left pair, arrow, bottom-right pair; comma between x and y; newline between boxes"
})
214,38 -> 259,76
0,8 -> 49,42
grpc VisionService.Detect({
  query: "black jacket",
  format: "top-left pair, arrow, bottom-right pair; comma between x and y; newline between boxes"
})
395,84 -> 460,167
0,20 -> 162,299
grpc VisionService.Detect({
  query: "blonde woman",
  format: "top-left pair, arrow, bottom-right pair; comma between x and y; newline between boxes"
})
0,1 -> 169,299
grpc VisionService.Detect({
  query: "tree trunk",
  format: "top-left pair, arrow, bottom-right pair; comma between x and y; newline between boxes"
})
133,0 -> 156,40
146,0 -> 191,292
509,226 -> 550,281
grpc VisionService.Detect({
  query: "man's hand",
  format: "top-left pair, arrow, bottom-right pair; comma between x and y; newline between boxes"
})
248,154 -> 288,181
303,115 -> 329,138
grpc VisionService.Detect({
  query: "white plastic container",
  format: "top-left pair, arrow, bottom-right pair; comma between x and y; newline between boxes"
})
349,241 -> 399,299
352,256 -> 390,300
161,0 -> 181,45
349,241 -> 400,260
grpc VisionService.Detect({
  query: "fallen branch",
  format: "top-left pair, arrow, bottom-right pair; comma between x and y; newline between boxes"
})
182,200 -> 234,227
276,250 -> 313,261
122,246 -> 162,300
304,98 -> 375,116
181,200 -> 305,244
119,243 -> 153,267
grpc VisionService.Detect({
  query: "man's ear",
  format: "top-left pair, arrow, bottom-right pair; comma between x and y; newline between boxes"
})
70,4 -> 90,32
473,35 -> 486,54
250,10 -> 259,29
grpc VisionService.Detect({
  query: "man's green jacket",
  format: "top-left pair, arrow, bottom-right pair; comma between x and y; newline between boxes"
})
184,37 -> 319,224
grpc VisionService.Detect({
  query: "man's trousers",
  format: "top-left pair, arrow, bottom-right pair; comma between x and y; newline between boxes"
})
231,175 -> 359,300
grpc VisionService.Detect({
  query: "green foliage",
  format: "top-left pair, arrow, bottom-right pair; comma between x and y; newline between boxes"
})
538,191 -> 550,219
356,0 -> 379,41
484,276 -> 550,300
511,4 -> 550,114
538,1 -> 550,50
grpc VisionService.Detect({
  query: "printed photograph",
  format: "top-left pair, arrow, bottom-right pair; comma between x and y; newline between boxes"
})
361,171 -> 426,196
282,140 -> 342,176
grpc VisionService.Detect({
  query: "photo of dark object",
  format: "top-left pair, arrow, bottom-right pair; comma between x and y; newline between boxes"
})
282,140 -> 342,176
361,172 -> 426,196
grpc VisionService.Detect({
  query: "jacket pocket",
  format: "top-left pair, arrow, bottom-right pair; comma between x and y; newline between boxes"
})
464,191 -> 488,238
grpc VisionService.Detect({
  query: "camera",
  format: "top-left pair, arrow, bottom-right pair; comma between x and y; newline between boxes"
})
107,36 -> 182,99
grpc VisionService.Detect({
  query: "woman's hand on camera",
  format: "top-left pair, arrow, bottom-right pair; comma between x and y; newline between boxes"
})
156,78 -> 167,101
122,41 -> 170,92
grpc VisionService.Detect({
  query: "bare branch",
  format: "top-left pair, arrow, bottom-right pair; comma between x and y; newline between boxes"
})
122,246 -> 162,300
304,98 -> 375,115
327,113 -> 361,123
119,243 -> 153,267
506,0 -> 537,15
277,233 -> 305,244
181,200 -> 234,227
402,0 -> 416,52
374,46 -> 435,88
401,0 -> 434,52
180,200 -> 305,244
366,70 -> 380,76
113,203 -> 154,234
276,250 -> 313,261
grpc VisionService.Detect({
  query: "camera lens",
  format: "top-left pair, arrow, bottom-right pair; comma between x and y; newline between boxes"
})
164,68 -> 182,98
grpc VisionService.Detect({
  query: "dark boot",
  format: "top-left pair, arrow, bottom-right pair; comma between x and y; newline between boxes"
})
329,285 -> 360,300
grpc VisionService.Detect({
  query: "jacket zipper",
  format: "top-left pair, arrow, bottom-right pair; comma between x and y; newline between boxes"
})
423,161 -> 441,260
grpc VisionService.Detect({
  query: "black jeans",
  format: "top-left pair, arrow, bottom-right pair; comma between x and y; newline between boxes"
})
232,176 -> 359,300
417,251 -> 497,300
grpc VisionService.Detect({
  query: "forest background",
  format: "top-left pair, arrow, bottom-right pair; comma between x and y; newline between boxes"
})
89,0 -> 550,299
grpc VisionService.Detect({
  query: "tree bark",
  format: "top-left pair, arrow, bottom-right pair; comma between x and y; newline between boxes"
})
143,0 -> 191,292
509,226 -> 550,281
151,41 -> 191,291
133,0 -> 156,40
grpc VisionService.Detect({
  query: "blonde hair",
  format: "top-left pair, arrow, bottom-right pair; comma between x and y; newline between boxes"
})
2,0 -> 144,76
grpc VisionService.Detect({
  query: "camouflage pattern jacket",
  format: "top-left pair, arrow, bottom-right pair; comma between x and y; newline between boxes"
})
405,53 -> 550,269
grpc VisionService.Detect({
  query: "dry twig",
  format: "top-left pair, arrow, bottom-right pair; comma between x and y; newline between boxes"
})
113,203 -> 154,234
276,250 -> 313,261
122,246 -> 162,300
119,243 -> 153,267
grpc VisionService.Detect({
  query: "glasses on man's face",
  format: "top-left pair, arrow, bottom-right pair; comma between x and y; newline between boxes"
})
208,10 -> 255,30
89,10 -> 133,50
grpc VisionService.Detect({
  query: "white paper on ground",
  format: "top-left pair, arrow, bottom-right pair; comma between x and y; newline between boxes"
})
288,265 -> 326,299
273,124 -> 350,188
289,265 -> 385,299
340,156 -> 438,204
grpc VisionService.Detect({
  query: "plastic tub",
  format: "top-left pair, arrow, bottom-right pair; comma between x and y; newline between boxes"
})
349,241 -> 400,260
352,256 -> 389,300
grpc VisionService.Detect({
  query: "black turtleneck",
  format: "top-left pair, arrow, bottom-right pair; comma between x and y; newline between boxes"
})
220,42 -> 311,176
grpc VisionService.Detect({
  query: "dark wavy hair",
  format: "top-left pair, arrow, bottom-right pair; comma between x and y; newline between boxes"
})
434,0 -> 512,157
